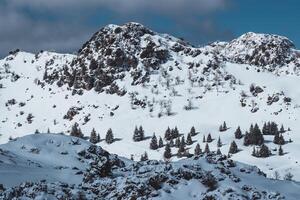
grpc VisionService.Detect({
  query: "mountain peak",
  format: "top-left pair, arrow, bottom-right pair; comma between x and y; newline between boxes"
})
223,32 -> 296,68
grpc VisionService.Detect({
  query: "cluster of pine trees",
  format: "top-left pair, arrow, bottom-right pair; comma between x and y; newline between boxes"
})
244,124 -> 264,146
219,121 -> 228,132
232,122 -> 289,158
133,126 -> 145,142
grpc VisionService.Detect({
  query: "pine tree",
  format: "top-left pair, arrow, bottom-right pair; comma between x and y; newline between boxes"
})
228,141 -> 238,154
273,133 -> 285,145
204,143 -> 210,153
175,137 -> 180,148
89,128 -> 98,144
105,128 -> 114,144
140,152 -> 148,161
133,126 -> 145,142
158,136 -> 164,148
219,125 -> 223,132
206,133 -> 212,143
190,126 -> 196,136
252,146 -> 257,156
177,136 -> 186,156
278,145 -> 284,156
216,148 -> 221,155
164,143 -> 172,159
186,133 -> 193,145
97,134 -> 100,143
244,124 -> 264,146
262,122 -> 267,135
169,138 -> 174,147
130,154 -> 134,161
47,128 -> 50,134
181,136 -> 185,146
35,129 -> 40,134
133,126 -> 139,142
194,143 -> 201,156
139,126 -> 145,141
280,125 -> 285,133
203,135 -> 206,143
173,127 -> 179,138
150,134 -> 158,150
223,121 -> 227,130
165,127 -> 172,140
234,126 -> 243,139
70,123 -> 83,138
257,144 -> 271,157
217,136 -> 222,147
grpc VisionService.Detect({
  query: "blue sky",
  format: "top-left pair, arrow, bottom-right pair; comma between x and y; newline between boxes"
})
0,0 -> 299,57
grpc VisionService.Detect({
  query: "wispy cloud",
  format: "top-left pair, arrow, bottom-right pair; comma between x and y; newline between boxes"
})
0,0 -> 232,57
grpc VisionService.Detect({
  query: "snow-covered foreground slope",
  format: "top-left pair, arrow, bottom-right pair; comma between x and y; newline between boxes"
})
0,133 -> 299,200
1,22 -> 300,183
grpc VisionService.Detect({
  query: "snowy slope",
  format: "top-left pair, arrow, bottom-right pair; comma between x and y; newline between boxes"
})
0,133 -> 299,200
1,22 -> 300,183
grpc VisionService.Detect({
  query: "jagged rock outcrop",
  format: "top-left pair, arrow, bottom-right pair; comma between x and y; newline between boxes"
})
222,32 -> 299,70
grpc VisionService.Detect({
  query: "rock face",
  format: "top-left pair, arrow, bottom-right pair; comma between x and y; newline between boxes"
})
41,24 -> 300,95
55,23 -> 175,93
222,32 -> 298,69
44,22 -> 227,94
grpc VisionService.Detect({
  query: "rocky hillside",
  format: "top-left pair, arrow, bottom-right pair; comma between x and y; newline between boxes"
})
0,134 -> 299,200
1,22 -> 300,184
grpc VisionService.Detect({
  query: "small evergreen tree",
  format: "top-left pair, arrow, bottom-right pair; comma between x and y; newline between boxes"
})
47,128 -> 51,134
194,143 -> 202,156
203,135 -> 206,143
228,141 -> 238,154
175,137 -> 180,148
158,136 -> 164,148
206,133 -> 212,143
139,126 -> 145,140
204,143 -> 210,153
257,144 -> 271,157
89,128 -> 98,144
140,152 -> 148,161
219,121 -> 228,132
223,121 -> 227,130
278,145 -> 284,156
97,134 -> 100,143
216,148 -> 222,155
105,128 -> 114,144
164,127 -> 172,140
164,143 -> 172,159
279,125 -> 285,133
186,133 -> 193,145
234,126 -> 243,139
177,136 -> 186,156
217,136 -> 222,147
169,138 -> 174,147
252,146 -> 257,156
133,126 -> 139,142
70,123 -> 83,138
35,129 -> 40,134
150,134 -> 158,150
273,133 -> 285,145
133,126 -> 145,142
190,126 -> 196,136
172,127 -> 179,138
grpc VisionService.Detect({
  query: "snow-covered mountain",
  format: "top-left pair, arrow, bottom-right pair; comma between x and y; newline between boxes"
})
0,133 -> 299,200
1,22 -> 300,191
